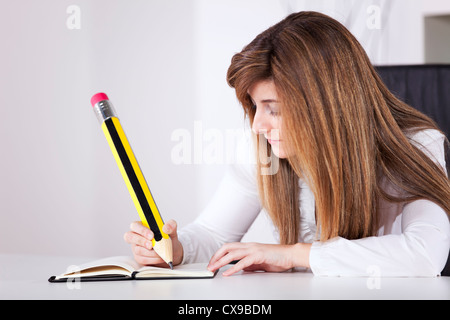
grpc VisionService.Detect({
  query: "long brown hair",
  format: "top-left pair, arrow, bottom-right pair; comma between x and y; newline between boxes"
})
227,11 -> 450,244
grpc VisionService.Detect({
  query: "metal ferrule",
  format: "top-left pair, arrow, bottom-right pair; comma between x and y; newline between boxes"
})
93,99 -> 118,124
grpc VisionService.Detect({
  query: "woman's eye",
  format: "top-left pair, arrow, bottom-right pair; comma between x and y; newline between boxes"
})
251,103 -> 280,116
269,110 -> 280,116
265,105 -> 280,116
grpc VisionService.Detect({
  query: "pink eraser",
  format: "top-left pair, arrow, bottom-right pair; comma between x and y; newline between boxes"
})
91,92 -> 109,107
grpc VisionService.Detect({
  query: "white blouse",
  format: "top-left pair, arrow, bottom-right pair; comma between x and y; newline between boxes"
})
177,129 -> 450,277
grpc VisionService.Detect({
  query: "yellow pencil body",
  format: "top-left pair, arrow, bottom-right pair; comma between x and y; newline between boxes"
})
102,117 -> 168,242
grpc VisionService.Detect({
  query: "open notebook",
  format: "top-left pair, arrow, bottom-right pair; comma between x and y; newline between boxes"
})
48,256 -> 217,282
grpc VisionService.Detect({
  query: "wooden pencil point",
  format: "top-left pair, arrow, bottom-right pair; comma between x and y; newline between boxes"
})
153,237 -> 173,267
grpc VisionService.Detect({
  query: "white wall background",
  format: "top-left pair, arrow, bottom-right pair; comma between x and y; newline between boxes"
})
0,0 -> 448,258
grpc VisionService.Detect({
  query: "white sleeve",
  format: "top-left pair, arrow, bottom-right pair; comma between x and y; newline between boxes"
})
177,135 -> 262,264
408,129 -> 447,175
309,129 -> 450,277
309,199 -> 450,277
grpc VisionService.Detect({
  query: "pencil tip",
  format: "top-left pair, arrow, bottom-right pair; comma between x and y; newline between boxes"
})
169,262 -> 173,270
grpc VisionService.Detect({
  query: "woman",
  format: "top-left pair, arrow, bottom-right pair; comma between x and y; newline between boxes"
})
124,11 -> 450,277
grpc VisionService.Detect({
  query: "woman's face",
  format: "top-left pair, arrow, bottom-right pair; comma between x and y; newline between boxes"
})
248,80 -> 287,159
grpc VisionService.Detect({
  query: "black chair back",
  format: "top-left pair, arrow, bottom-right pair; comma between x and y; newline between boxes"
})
375,65 -> 450,276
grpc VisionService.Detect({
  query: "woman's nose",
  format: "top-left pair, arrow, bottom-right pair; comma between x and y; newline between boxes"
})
252,108 -> 271,135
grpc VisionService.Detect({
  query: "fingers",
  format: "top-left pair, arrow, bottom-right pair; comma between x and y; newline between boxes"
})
222,257 -> 255,277
208,242 -> 278,277
123,231 -> 153,250
208,242 -> 249,272
123,221 -> 154,249
124,221 -> 157,265
130,221 -> 153,239
162,219 -> 178,240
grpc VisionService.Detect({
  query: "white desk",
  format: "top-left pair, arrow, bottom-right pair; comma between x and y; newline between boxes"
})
0,254 -> 449,300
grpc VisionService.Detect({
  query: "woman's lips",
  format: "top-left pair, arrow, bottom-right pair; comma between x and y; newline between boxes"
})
268,139 -> 280,144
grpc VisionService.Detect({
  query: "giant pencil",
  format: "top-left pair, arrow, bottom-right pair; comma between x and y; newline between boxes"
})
91,92 -> 173,268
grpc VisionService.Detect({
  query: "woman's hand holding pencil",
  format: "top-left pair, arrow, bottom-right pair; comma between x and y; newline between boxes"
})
124,220 -> 184,267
